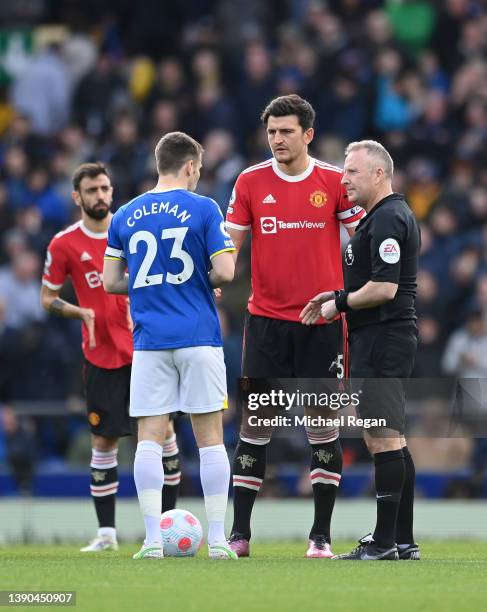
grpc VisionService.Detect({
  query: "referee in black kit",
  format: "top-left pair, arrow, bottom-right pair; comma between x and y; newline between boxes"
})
301,140 -> 420,561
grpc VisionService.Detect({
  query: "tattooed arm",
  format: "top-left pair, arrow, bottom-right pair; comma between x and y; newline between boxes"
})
40,285 -> 96,348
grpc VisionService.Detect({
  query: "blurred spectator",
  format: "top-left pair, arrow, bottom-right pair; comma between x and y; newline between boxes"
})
58,124 -> 94,176
373,47 -> 418,132
3,145 -> 29,210
237,42 -> 275,140
61,29 -> 98,88
149,100 -> 180,140
406,157 -> 441,220
0,250 -> 45,329
2,113 -> 49,165
144,58 -> 190,115
386,0 -> 436,58
186,84 -> 239,142
199,129 -> 244,210
407,398 -> 472,471
442,308 -> 487,378
72,53 -> 127,138
413,316 -> 445,378
25,166 -> 70,229
100,113 -> 149,205
10,44 -> 70,136
2,406 -> 37,494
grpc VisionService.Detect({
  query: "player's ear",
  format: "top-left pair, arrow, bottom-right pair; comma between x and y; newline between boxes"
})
304,127 -> 314,145
72,190 -> 81,208
185,159 -> 193,177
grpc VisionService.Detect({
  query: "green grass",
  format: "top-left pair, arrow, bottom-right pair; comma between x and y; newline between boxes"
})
2,542 -> 487,612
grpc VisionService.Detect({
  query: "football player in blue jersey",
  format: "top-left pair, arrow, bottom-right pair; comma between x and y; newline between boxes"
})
103,131 -> 237,559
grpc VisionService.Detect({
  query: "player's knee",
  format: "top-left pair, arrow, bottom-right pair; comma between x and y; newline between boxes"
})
305,426 -> 339,445
191,413 -> 223,448
364,428 -> 402,455
91,435 -> 118,452
137,415 -> 168,445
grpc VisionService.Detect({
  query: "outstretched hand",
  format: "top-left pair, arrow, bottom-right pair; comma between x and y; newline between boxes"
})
299,291 -> 334,325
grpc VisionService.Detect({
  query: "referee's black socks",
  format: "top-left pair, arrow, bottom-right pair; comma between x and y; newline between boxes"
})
396,446 -> 416,544
372,449 -> 405,549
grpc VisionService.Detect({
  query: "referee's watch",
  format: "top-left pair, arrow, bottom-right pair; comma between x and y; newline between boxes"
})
334,290 -> 351,313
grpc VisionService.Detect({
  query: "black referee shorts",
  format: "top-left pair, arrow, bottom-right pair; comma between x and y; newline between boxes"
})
242,312 -> 344,378
349,321 -> 417,433
83,360 -> 135,438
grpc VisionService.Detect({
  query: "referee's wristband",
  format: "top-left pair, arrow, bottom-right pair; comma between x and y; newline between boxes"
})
334,290 -> 351,313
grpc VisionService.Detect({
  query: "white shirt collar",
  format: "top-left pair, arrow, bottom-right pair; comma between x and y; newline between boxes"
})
80,222 -> 108,239
271,156 -> 315,182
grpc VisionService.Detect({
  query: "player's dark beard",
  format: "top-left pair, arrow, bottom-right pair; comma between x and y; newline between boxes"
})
81,198 -> 110,220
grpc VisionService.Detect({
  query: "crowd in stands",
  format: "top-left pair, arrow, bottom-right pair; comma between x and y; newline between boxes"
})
1,0 -> 487,494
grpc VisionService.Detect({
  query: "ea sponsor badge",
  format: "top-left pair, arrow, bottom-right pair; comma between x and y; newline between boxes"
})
379,238 -> 400,263
345,243 -> 354,265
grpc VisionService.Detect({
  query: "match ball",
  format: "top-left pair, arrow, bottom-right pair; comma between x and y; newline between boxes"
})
160,509 -> 204,557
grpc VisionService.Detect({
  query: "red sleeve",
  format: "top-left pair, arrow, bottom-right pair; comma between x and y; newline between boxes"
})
225,172 -> 252,230
336,183 -> 365,229
42,236 -> 69,290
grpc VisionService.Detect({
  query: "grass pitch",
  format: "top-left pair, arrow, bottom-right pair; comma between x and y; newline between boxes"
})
2,541 -> 487,612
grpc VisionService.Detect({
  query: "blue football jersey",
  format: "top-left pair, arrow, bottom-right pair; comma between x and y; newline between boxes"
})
105,189 -> 235,350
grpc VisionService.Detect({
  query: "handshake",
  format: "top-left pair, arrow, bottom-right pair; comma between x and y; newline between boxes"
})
300,290 -> 349,325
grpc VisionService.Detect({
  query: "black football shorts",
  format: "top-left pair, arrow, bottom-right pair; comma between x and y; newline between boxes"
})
349,321 -> 418,433
83,360 -> 135,438
242,311 -> 344,378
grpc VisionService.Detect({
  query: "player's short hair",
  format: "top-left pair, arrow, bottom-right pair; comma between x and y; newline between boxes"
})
261,94 -> 316,130
72,162 -> 110,192
344,140 -> 394,177
155,131 -> 203,175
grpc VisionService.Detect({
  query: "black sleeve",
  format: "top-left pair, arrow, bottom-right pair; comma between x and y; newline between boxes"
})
369,210 -> 407,283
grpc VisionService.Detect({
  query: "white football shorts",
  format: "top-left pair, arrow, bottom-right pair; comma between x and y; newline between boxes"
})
130,346 -> 228,417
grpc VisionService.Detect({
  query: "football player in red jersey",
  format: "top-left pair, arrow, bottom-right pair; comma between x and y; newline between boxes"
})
225,95 -> 365,558
40,163 -> 181,551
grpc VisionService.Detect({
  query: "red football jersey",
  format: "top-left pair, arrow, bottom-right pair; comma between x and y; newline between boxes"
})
42,221 -> 133,368
226,157 -> 365,321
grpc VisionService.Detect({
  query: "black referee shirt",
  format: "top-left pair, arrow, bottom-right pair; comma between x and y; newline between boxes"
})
343,193 -> 420,331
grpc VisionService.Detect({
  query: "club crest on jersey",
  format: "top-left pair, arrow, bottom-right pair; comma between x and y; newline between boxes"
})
309,190 -> 327,208
260,216 -> 277,234
345,243 -> 354,265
